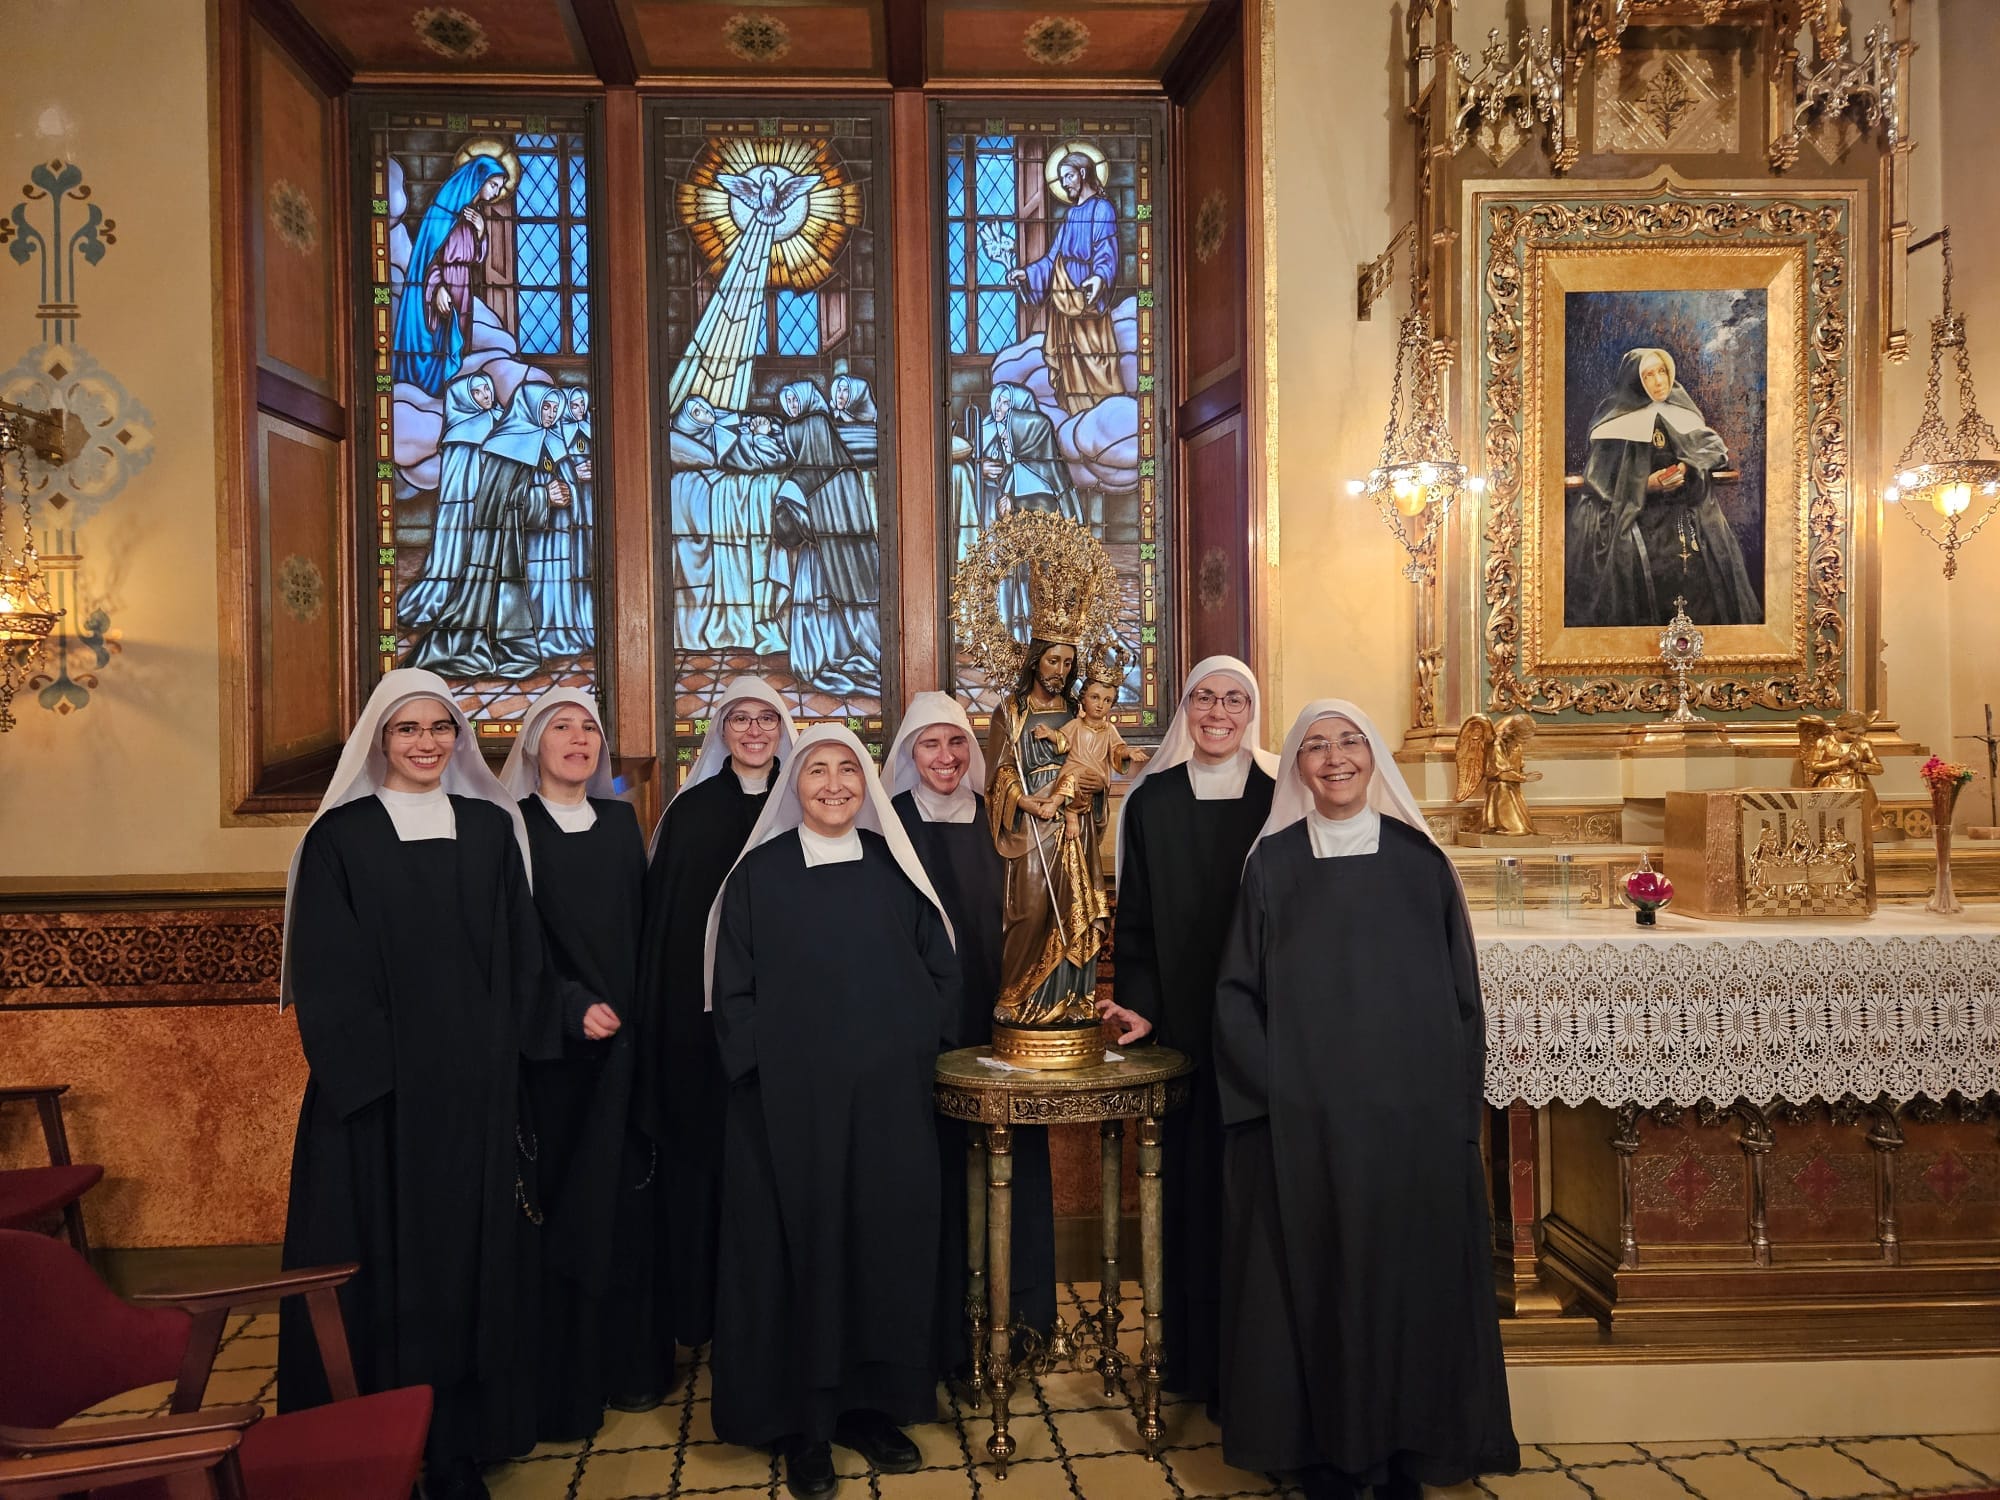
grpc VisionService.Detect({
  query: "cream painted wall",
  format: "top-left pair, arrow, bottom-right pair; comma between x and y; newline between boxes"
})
1268,0 -> 2000,813
0,0 -> 298,879
1,0 -> 1992,887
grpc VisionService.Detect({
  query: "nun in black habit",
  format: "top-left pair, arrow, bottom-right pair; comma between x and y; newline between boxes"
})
278,669 -> 588,1500
498,687 -> 644,1441
1103,655 -> 1277,1406
707,725 -> 961,1500
634,678 -> 798,1374
885,690 -> 1057,1376
1213,699 -> 1517,1500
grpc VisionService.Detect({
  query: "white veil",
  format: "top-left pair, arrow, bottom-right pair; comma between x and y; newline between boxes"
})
1254,697 -> 1466,905
497,686 -> 617,802
701,723 -> 954,1011
279,667 -> 528,1009
650,677 -> 799,857
1114,653 -> 1279,884
883,690 -> 989,799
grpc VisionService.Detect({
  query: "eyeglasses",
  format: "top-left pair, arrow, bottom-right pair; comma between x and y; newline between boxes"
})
1298,733 -> 1370,758
1187,689 -> 1252,714
386,720 -> 459,743
723,710 -> 783,732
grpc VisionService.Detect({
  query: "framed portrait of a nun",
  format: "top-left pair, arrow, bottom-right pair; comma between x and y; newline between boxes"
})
1465,173 -> 1863,723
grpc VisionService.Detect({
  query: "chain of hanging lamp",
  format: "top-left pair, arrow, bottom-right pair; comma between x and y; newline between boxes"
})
1348,228 -> 1480,584
1884,227 -> 2000,580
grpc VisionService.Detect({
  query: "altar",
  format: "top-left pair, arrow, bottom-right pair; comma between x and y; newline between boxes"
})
1474,906 -> 2000,1347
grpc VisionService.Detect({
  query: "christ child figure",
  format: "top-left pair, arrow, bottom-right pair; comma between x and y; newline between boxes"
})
1024,671 -> 1149,841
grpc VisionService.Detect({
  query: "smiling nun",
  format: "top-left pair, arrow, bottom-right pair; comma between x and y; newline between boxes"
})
278,669 -> 587,1500
1212,700 -> 1518,1500
497,687 -> 644,1439
704,725 -> 961,1500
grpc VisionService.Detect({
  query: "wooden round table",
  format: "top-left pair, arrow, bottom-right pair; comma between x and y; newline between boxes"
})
933,1044 -> 1193,1475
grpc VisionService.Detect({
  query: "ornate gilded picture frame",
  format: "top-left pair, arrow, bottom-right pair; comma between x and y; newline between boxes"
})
1469,172 -> 1858,721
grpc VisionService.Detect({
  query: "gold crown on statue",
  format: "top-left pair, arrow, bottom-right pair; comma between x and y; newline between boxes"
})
1082,641 -> 1129,690
1026,557 -> 1110,647
951,510 -> 1128,683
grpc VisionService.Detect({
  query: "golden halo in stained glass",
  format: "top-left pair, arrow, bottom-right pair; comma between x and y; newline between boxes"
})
675,135 -> 862,292
1043,140 -> 1108,205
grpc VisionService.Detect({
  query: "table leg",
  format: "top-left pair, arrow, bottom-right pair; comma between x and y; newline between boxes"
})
966,1128 -> 988,1398
985,1121 -> 1016,1474
1137,1114 -> 1165,1455
1096,1119 -> 1124,1396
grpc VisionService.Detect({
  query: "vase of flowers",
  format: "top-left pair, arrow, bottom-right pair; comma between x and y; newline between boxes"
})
1621,851 -> 1675,927
1920,755 -> 1975,915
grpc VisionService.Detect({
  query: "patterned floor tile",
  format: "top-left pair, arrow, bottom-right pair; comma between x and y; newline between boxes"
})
1836,1437 -> 1986,1493
1747,1443 -> 1893,1498
93,1278 -> 2000,1500
1667,1453 -> 1798,1500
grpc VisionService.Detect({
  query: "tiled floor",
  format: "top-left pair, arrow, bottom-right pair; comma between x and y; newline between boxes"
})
68,1285 -> 2000,1500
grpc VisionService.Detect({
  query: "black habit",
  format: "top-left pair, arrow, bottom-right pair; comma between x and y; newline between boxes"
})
279,795 -> 562,1469
709,830 -> 961,1447
634,767 -> 772,1353
518,795 -> 646,1439
1213,818 -> 1517,1489
892,788 -> 1057,1371
1112,759 -> 1274,1403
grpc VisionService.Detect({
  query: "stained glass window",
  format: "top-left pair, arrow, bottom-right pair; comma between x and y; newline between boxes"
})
364,103 -> 601,740
653,104 -> 892,775
937,106 -> 1172,726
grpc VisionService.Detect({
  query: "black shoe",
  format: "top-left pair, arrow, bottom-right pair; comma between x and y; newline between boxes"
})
1376,1476 -> 1422,1500
426,1459 -> 490,1500
607,1389 -> 664,1413
1297,1466 -> 1358,1500
782,1438 -> 839,1500
831,1409 -> 921,1474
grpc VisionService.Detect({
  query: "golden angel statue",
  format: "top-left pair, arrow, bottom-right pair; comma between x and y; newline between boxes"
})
1797,711 -> 1885,834
1454,712 -> 1548,845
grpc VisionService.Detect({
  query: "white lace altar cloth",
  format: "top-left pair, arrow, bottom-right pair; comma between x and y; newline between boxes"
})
1474,908 -> 2000,1108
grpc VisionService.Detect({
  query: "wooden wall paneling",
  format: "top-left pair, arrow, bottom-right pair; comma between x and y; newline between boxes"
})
257,415 -> 346,767
894,89 -> 938,703
221,1 -> 354,816
1169,8 -> 1250,668
251,26 -> 340,394
1180,411 -> 1251,663
602,86 -> 660,819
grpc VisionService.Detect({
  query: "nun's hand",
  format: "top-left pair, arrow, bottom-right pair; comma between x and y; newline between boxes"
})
581,1003 -> 622,1041
1095,997 -> 1152,1045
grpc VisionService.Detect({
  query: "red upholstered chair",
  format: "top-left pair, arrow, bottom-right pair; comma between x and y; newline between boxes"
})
0,1229 -> 431,1500
0,1083 -> 104,1256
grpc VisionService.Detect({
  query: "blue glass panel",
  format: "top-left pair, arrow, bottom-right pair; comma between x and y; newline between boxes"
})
948,290 -> 968,354
567,149 -> 587,218
571,292 -> 590,353
977,289 -> 1016,353
775,289 -> 820,355
518,288 -> 560,353
977,134 -> 1013,150
947,221 -> 966,286
515,132 -> 558,150
974,150 -> 1015,219
517,153 -> 559,219
518,221 -> 560,287
946,153 -> 965,219
570,224 -> 589,285
752,299 -> 768,355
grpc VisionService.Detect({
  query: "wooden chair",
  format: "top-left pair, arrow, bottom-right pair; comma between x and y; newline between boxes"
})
0,1083 -> 103,1257
0,1229 -> 431,1499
